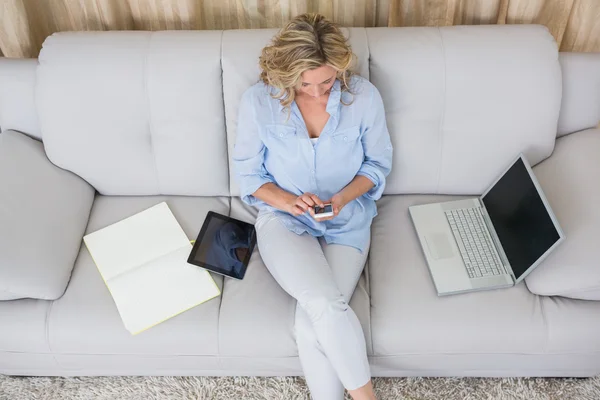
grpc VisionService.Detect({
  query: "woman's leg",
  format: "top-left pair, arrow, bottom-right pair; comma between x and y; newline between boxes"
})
294,237 -> 370,399
255,213 -> 371,398
294,311 -> 345,399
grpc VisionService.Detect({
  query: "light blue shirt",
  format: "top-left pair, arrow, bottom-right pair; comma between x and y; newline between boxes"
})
232,76 -> 393,253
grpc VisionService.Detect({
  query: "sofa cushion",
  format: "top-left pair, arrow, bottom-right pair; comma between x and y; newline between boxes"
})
0,298 -> 53,354
222,198 -> 373,360
0,299 -> 59,374
0,130 -> 94,300
557,53 -> 600,137
0,58 -> 41,140
369,195 -> 549,356
368,25 -> 561,195
369,194 -> 600,373
539,293 -> 600,356
36,31 -> 229,196
47,195 -> 229,371
525,128 -> 600,300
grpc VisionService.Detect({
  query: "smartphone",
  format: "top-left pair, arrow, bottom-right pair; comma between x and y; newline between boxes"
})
313,203 -> 334,219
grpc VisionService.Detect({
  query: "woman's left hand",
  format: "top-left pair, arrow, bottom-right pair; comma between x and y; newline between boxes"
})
317,192 -> 348,221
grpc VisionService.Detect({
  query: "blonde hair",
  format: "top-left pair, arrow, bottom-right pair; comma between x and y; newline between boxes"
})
259,13 -> 356,112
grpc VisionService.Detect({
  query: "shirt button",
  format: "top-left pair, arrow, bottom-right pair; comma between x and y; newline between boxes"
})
279,133 -> 284,138
311,170 -> 315,174
344,136 -> 348,141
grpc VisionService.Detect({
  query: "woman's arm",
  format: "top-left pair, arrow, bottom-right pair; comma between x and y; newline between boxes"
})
355,83 -> 394,200
253,183 -> 325,217
232,88 -> 276,206
340,175 -> 374,200
254,183 -> 297,213
324,84 -> 393,219
321,176 -> 373,219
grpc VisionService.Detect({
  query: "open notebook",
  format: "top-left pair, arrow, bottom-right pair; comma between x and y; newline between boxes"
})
83,202 -> 221,335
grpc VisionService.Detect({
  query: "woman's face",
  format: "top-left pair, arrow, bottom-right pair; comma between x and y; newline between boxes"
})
297,65 -> 337,98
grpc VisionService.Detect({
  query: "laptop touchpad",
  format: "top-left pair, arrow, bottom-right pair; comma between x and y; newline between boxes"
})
425,233 -> 455,260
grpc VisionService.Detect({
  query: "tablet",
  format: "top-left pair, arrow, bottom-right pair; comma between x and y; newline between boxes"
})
187,211 -> 257,280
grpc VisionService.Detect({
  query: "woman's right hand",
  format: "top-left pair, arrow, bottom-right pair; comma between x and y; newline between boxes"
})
286,192 -> 325,217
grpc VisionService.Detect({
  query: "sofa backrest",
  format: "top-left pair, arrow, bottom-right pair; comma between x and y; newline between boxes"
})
35,31 -> 229,196
369,25 -> 561,194
2,26 -> 597,196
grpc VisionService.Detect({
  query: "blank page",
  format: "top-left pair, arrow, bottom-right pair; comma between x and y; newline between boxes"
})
107,245 -> 221,334
84,202 -> 190,281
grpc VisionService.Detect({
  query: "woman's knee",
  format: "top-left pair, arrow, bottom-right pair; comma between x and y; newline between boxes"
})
299,293 -> 348,323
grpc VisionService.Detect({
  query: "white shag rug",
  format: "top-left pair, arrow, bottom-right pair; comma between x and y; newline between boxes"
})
1,375 -> 600,400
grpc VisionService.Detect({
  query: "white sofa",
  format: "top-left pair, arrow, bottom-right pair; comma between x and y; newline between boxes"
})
1,25 -> 600,377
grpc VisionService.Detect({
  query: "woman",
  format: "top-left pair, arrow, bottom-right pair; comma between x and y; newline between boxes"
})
233,13 -> 393,400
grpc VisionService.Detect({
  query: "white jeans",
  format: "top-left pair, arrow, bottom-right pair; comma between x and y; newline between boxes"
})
255,212 -> 371,400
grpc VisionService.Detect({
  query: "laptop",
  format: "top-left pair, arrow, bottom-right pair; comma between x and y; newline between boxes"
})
409,154 -> 565,296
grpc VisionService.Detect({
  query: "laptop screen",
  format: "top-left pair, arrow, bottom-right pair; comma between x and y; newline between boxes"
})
481,157 -> 561,280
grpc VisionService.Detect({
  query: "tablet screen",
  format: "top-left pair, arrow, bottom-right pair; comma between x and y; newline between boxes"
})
187,212 -> 256,280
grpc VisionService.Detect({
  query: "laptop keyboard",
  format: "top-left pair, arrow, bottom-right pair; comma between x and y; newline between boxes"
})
444,208 -> 504,279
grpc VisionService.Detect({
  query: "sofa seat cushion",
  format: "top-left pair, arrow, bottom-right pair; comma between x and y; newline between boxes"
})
47,195 -> 229,369
525,128 -> 600,300
369,195 -> 600,368
0,298 -> 59,374
0,298 -> 51,354
370,195 -> 544,357
221,198 -> 374,358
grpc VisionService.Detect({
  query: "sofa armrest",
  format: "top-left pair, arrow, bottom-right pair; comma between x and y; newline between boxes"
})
526,128 -> 600,300
0,58 -> 41,139
0,130 -> 95,300
557,52 -> 600,137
